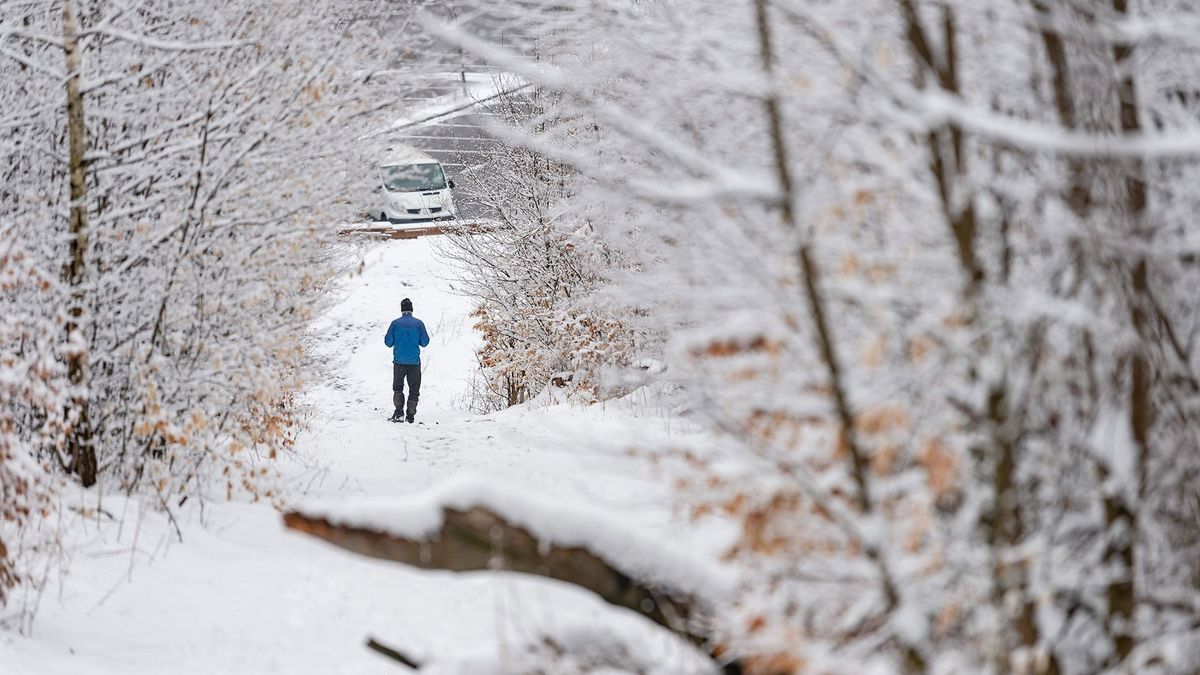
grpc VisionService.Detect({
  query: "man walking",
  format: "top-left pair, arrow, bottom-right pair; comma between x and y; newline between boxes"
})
384,298 -> 430,423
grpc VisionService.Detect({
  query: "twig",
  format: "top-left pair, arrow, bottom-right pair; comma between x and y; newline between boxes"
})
365,636 -> 421,669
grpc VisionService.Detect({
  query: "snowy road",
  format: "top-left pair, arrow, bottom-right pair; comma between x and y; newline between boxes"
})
2,238 -> 717,675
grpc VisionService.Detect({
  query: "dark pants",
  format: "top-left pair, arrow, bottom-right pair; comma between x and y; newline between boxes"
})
392,363 -> 422,417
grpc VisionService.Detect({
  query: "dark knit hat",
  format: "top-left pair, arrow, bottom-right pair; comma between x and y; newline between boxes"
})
401,298 -> 413,312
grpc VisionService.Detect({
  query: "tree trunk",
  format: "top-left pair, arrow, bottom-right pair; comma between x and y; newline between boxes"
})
1107,0 -> 1146,662
758,0 -> 921,671
1032,0 -> 1091,218
61,0 -> 97,487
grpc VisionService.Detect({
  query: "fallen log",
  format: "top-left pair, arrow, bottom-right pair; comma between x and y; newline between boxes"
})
283,505 -> 709,645
282,478 -> 742,673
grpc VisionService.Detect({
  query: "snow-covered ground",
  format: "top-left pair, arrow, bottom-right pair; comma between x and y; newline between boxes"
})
0,238 -> 722,674
386,71 -> 527,131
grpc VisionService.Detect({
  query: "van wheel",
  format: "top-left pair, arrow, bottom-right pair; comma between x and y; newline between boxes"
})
379,212 -> 388,223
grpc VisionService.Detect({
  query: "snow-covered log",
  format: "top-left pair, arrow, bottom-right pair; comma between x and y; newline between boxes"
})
283,477 -> 736,668
285,504 -> 712,637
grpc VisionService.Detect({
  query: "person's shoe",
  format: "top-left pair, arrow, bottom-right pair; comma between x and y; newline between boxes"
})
406,414 -> 415,424
390,409 -> 403,422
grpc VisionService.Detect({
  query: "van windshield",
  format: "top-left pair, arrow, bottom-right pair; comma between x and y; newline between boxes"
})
382,163 -> 446,192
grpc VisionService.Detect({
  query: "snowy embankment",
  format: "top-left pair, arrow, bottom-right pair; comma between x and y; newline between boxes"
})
385,71 -> 528,132
1,238 -> 728,675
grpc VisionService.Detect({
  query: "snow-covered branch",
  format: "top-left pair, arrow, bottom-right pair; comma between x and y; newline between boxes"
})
285,477 -> 736,668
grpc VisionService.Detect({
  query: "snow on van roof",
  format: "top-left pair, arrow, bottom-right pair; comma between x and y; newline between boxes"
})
377,144 -> 437,166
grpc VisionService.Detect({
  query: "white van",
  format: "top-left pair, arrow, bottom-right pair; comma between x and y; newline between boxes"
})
373,145 -> 458,222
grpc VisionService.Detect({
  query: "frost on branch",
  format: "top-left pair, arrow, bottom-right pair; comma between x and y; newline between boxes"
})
0,0 -> 409,509
430,0 -> 1200,671
0,0 -> 429,622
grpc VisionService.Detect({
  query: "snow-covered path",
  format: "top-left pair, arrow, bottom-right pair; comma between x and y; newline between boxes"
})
298,239 -> 679,522
2,239 -> 715,675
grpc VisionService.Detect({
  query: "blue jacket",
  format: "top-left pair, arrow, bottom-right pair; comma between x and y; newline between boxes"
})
384,313 -> 430,365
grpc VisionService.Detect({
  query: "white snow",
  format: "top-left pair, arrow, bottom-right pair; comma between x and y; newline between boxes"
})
300,473 -> 735,603
385,72 -> 529,132
0,237 -> 726,675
